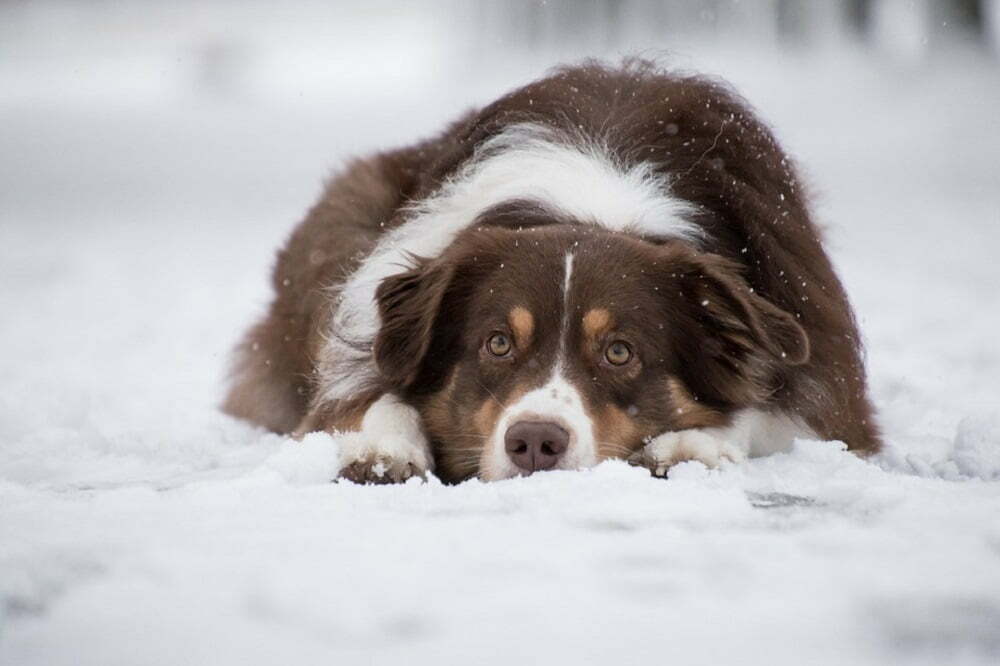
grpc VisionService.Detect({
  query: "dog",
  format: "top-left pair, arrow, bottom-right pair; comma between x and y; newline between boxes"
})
223,59 -> 880,483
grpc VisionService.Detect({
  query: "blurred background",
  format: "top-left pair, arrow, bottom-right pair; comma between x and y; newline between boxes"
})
3,0 -> 997,226
1,1 -> 997,464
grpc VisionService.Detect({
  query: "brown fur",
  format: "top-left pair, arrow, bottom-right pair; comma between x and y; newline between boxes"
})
592,404 -> 649,461
665,376 -> 727,431
291,391 -> 378,438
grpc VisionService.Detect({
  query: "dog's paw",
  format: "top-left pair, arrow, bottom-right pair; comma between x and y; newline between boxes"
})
628,429 -> 746,477
336,432 -> 431,484
338,450 -> 424,484
334,395 -> 433,485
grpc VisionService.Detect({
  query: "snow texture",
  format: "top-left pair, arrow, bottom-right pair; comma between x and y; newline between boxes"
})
2,5 -> 999,665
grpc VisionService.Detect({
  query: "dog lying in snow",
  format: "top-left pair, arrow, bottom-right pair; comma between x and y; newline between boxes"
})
224,60 -> 880,483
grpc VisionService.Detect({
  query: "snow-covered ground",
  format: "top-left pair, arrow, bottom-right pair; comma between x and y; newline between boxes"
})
2,4 -> 1000,665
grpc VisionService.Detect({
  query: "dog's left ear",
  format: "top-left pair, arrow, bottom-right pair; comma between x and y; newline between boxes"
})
373,258 -> 456,390
669,248 -> 810,403
699,259 -> 809,366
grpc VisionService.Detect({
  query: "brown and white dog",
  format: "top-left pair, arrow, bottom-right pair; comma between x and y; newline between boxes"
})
223,60 -> 880,483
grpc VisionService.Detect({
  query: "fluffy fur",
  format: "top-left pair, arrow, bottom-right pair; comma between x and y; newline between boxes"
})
223,59 -> 880,483
319,122 -> 702,406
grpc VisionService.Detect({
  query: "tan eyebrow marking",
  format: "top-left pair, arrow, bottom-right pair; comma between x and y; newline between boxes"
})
582,308 -> 613,342
509,306 -> 534,348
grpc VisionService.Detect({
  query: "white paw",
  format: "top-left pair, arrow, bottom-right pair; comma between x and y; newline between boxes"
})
337,434 -> 429,484
629,429 -> 746,477
336,395 -> 433,485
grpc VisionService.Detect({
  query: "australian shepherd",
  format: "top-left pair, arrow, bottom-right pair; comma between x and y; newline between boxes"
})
223,60 -> 880,483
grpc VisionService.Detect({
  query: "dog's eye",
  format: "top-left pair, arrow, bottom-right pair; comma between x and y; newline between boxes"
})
486,333 -> 512,357
605,341 -> 632,365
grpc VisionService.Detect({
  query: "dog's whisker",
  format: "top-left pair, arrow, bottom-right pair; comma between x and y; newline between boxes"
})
595,440 -> 638,459
475,379 -> 504,411
445,458 -> 483,474
451,445 -> 485,454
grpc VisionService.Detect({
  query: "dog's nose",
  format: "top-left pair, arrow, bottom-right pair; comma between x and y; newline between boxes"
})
504,421 -> 569,473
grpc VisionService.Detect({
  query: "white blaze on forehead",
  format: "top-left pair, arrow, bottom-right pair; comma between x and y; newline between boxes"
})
562,252 -> 575,300
561,252 -> 574,337
480,367 -> 598,481
318,122 -> 701,403
481,251 -> 597,480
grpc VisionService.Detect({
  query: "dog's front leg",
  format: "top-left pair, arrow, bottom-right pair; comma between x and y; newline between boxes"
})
295,393 -> 434,484
628,408 -> 807,477
629,427 -> 748,477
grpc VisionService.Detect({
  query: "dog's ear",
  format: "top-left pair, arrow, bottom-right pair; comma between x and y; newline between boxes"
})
373,258 -> 456,391
669,249 -> 809,404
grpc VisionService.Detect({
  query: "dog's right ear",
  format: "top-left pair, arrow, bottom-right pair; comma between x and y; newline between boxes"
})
373,258 -> 455,390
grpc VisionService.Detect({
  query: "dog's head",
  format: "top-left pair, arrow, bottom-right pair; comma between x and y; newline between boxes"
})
373,223 -> 808,482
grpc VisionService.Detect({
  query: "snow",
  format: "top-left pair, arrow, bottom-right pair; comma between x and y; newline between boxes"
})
2,5 -> 1000,665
